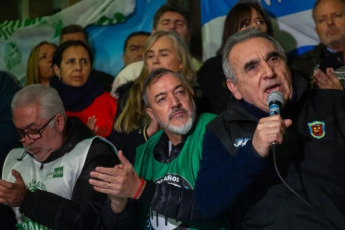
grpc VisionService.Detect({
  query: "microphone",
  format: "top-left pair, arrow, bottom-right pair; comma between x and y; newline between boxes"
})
267,91 -> 283,116
267,91 -> 284,146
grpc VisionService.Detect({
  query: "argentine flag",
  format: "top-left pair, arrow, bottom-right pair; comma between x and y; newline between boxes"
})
201,0 -> 319,61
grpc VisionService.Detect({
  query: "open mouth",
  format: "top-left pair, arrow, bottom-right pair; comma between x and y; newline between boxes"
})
265,84 -> 281,93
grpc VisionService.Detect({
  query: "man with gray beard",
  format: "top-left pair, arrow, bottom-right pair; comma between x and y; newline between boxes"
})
89,68 -> 227,229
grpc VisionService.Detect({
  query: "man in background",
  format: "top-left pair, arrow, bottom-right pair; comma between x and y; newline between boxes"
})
122,31 -> 150,67
291,0 -> 345,89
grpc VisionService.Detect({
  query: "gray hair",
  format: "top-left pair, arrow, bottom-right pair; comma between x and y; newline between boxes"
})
222,28 -> 287,83
11,84 -> 66,121
142,68 -> 193,107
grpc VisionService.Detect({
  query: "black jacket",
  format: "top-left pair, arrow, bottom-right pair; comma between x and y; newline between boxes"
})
196,73 -> 345,229
290,43 -> 329,85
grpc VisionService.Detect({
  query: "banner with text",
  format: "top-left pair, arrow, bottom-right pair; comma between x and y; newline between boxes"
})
0,0 -> 166,84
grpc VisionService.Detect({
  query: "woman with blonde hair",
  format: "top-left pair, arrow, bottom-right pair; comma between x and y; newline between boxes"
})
25,41 -> 56,86
109,31 -> 196,161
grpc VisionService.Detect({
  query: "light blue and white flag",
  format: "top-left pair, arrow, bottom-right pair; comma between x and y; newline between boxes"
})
0,0 -> 166,84
87,0 -> 166,76
201,0 -> 319,61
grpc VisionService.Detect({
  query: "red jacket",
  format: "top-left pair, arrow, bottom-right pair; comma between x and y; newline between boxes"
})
66,92 -> 117,137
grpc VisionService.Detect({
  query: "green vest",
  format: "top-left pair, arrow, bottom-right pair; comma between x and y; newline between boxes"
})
135,113 -> 226,230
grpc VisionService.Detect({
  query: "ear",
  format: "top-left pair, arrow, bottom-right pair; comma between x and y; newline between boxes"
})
53,64 -> 61,77
226,79 -> 242,100
122,54 -> 126,64
146,107 -> 155,121
178,62 -> 183,72
55,114 -> 65,133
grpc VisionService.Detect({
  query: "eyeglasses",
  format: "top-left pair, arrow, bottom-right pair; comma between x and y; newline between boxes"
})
16,115 -> 57,141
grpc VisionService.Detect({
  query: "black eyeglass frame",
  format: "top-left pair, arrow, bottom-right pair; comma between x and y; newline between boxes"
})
16,115 -> 57,141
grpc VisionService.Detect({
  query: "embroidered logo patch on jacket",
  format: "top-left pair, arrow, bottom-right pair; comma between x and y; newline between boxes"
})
308,121 -> 325,139
234,138 -> 251,147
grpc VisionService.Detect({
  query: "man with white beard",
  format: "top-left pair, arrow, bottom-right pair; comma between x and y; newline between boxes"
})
89,68 -> 227,229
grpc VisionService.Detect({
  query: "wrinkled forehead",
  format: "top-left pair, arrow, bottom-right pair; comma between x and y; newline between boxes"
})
229,37 -> 275,60
61,32 -> 87,43
159,11 -> 186,22
147,73 -> 188,96
313,0 -> 345,17
13,104 -> 41,128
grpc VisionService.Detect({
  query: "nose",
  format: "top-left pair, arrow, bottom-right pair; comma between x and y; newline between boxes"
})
262,61 -> 275,79
138,48 -> 144,59
170,94 -> 181,108
22,134 -> 34,145
152,55 -> 159,65
327,16 -> 334,25
75,61 -> 82,71
168,21 -> 176,31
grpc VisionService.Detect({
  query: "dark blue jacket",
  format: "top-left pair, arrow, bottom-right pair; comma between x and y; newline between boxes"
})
0,71 -> 21,174
195,74 -> 345,229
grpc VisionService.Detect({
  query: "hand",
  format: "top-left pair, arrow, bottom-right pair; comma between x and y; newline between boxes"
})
87,115 -> 99,135
313,68 -> 343,90
0,169 -> 27,207
252,115 -> 292,157
89,150 -> 143,199
146,118 -> 160,138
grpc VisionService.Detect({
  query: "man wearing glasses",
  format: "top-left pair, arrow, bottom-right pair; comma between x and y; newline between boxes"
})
0,85 -> 120,229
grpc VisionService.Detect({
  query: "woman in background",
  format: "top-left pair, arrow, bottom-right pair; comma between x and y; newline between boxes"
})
25,41 -> 56,86
198,1 -> 273,114
50,40 -> 117,137
109,31 -> 196,162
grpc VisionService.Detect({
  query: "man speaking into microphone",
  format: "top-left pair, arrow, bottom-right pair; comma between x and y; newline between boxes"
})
195,28 -> 345,229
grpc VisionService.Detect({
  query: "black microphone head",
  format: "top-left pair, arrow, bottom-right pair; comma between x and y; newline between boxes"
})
267,91 -> 284,106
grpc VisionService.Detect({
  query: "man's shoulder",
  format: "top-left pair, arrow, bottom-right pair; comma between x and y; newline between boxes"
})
2,148 -> 26,178
5,148 -> 25,160
206,113 -> 227,133
116,61 -> 144,78
76,137 -> 118,164
89,137 -> 118,153
197,113 -> 217,125
306,88 -> 345,103
293,43 -> 325,61
111,61 -> 144,97
0,71 -> 21,91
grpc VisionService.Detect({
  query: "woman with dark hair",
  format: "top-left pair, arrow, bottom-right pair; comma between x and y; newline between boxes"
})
198,1 -> 273,114
50,40 -> 117,137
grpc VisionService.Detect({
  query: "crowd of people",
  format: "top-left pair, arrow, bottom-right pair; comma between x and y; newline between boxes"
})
1,0 -> 345,229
